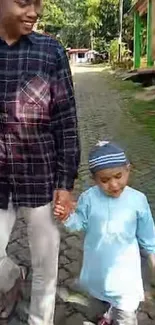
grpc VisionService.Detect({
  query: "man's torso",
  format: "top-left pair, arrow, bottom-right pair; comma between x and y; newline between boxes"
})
0,32 -> 59,208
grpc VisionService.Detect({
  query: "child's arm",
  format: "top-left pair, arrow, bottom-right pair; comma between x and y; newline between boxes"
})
148,254 -> 155,287
136,195 -> 155,285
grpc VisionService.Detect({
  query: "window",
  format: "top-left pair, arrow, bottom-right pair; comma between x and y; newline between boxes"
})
78,53 -> 85,58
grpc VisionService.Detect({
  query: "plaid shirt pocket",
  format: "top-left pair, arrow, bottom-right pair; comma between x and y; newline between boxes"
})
17,74 -> 51,124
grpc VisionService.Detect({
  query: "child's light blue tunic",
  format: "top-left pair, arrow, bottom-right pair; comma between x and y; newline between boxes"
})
64,186 -> 155,311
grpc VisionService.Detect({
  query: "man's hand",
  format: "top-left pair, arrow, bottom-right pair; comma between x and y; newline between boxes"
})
53,190 -> 75,221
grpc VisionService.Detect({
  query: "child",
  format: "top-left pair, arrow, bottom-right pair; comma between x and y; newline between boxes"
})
54,141 -> 155,325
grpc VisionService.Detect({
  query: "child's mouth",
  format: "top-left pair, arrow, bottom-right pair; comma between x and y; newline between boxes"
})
111,189 -> 122,197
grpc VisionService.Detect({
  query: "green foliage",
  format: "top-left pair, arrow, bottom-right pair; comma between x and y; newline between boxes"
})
38,0 -> 65,32
97,0 -> 119,43
93,37 -> 109,52
109,39 -> 119,62
110,77 -> 155,142
38,0 -> 134,55
109,39 -> 133,69
85,0 -> 101,29
122,14 -> 133,46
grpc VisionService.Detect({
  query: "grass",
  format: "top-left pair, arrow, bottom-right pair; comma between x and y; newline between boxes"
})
130,100 -> 155,139
109,75 -> 155,141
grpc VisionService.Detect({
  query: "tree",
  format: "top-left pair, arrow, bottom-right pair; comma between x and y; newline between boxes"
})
38,0 -> 101,48
38,0 -> 134,53
38,0 -> 65,33
97,0 -> 119,42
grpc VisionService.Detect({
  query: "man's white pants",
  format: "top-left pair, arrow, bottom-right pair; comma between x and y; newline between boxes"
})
0,201 -> 60,325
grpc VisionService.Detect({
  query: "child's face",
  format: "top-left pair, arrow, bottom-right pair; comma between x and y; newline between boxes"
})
93,165 -> 130,198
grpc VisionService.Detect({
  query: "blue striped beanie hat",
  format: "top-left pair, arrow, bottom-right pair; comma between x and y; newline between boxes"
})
89,141 -> 129,173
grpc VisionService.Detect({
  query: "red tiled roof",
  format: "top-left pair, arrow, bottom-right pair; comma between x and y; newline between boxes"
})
68,49 -> 89,54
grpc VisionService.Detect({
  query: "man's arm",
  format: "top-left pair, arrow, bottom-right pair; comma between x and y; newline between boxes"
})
51,45 -> 80,192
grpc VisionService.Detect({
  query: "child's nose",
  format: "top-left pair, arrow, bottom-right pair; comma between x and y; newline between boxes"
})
110,179 -> 119,190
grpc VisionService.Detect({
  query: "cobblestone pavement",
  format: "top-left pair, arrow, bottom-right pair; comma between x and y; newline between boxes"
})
7,65 -> 155,325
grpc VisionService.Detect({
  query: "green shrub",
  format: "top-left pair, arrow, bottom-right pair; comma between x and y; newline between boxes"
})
109,39 -> 133,70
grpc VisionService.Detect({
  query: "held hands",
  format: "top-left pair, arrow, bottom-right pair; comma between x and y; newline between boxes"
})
53,189 -> 76,221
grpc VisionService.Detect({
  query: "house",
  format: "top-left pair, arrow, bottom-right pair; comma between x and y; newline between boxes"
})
67,49 -> 89,64
130,0 -> 155,69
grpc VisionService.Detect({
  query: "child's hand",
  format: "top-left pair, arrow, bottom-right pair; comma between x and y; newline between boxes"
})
54,201 -> 76,221
150,277 -> 155,300
143,289 -> 155,319
54,202 -> 66,220
148,254 -> 155,300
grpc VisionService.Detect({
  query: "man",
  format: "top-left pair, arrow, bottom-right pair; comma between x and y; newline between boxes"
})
0,0 -> 80,324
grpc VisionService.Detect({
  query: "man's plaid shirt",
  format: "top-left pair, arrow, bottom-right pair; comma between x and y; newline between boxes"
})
0,32 -> 80,209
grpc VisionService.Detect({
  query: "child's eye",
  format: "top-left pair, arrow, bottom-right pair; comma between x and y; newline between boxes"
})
101,179 -> 109,183
115,174 -> 122,179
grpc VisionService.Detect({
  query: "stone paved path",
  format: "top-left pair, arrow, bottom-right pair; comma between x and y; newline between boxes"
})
7,65 -> 155,324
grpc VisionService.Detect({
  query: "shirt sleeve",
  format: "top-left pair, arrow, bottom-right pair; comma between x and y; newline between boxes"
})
136,195 -> 155,254
64,193 -> 89,232
51,45 -> 80,190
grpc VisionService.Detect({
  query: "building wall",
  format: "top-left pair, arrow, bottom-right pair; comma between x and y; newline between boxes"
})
70,53 -> 76,64
70,53 -> 88,64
